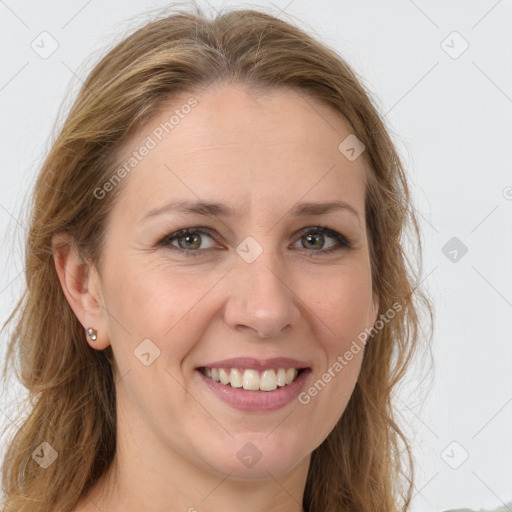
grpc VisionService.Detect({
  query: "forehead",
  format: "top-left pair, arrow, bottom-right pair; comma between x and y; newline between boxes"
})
109,84 -> 369,222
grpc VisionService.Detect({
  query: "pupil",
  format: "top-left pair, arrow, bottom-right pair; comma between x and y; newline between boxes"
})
180,233 -> 200,249
305,233 -> 323,249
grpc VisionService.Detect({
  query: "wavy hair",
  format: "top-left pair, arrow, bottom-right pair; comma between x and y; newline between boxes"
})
1,5 -> 433,511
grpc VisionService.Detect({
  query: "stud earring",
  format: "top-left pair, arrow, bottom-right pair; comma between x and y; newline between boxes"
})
86,328 -> 97,341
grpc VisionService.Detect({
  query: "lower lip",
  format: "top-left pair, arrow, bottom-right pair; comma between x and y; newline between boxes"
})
197,369 -> 311,412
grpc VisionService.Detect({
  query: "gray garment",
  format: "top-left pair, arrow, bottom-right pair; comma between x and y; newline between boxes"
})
444,503 -> 512,512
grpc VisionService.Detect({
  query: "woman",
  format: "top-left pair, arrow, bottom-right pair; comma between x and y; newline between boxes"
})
1,5 -> 432,512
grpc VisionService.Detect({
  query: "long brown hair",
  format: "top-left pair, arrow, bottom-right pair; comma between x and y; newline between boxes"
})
1,5 -> 433,511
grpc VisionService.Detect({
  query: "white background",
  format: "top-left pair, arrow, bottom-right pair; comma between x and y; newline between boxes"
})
1,1 -> 511,511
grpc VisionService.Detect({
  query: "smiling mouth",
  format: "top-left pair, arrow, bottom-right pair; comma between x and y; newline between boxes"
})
199,367 -> 306,392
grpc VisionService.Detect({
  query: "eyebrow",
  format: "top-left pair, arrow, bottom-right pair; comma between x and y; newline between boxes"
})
141,200 -> 361,223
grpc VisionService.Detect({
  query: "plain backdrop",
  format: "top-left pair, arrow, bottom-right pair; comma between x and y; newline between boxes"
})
0,1 -> 511,511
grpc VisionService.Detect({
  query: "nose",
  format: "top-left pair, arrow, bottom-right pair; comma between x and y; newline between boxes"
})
223,252 -> 301,339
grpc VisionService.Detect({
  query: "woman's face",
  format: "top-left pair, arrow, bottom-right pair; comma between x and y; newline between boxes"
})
92,84 -> 378,480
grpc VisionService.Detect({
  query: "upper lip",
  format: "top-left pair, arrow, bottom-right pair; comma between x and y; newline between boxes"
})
198,357 -> 310,370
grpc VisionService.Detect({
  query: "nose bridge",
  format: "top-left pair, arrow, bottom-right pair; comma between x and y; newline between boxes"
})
224,241 -> 300,338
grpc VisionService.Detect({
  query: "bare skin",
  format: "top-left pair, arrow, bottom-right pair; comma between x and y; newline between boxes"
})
54,84 -> 378,512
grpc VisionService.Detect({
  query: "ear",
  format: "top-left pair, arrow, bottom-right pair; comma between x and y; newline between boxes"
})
52,232 -> 110,350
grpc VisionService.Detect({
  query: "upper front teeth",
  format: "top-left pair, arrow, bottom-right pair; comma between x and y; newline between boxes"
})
203,367 -> 299,391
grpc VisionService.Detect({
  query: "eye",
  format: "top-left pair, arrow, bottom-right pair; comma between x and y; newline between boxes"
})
158,227 -> 220,257
158,226 -> 351,257
291,226 -> 351,255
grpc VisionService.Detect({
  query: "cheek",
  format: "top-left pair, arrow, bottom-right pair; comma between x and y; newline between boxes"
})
309,262 -> 373,343
103,259 -> 221,362
300,263 -> 371,418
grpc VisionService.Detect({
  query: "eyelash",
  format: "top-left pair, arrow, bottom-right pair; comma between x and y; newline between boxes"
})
158,226 -> 352,258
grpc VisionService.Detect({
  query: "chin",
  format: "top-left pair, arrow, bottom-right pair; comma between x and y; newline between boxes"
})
197,431 -> 310,480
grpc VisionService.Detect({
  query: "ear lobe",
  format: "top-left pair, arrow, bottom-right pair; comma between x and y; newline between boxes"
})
52,233 -> 110,350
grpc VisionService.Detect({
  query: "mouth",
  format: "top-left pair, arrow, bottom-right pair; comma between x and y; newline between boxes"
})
195,357 -> 311,411
199,366 -> 306,392
195,357 -> 312,413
